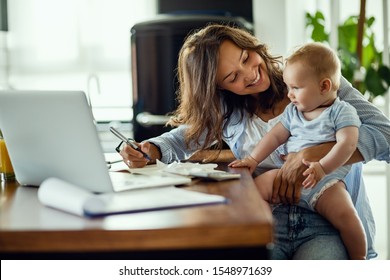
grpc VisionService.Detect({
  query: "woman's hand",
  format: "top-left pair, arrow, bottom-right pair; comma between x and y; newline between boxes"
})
272,142 -> 335,204
119,141 -> 152,168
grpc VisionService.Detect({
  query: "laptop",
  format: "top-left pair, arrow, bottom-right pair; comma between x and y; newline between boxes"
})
0,90 -> 191,193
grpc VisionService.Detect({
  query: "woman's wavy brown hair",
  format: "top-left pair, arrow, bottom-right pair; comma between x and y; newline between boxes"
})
168,24 -> 286,152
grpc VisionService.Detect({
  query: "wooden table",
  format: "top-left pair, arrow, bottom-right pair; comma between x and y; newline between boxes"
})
0,163 -> 273,259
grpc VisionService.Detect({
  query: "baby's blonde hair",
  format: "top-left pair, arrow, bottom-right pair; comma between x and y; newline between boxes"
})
286,42 -> 341,90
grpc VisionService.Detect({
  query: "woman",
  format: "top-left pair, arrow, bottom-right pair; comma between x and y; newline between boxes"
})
120,24 -> 390,259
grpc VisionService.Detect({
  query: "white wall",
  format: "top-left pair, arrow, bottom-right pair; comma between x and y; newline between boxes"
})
253,0 -> 314,56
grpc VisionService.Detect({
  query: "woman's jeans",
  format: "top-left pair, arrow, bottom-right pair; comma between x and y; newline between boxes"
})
271,204 -> 349,260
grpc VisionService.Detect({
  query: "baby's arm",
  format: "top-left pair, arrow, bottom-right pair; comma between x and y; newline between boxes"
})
229,122 -> 290,173
302,125 -> 359,188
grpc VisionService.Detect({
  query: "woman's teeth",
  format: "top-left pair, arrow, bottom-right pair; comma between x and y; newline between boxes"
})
250,74 -> 260,86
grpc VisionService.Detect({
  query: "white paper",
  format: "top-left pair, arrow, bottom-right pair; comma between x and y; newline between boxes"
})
83,186 -> 228,217
38,177 -> 228,217
38,177 -> 94,216
128,160 -> 218,176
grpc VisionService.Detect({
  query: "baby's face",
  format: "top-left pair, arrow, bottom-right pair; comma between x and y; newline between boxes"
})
283,62 -> 324,112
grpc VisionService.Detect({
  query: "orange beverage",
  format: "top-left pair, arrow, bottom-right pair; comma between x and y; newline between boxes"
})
0,137 -> 15,180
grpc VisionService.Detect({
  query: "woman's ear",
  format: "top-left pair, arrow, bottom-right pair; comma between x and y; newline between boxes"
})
320,78 -> 332,94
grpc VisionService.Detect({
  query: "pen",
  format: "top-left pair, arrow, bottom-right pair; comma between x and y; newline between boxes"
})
106,159 -> 123,165
109,126 -> 151,161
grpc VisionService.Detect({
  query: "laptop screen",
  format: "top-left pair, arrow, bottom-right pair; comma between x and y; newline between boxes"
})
0,90 -> 114,192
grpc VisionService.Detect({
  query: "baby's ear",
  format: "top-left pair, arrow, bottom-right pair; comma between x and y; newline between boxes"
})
320,78 -> 332,93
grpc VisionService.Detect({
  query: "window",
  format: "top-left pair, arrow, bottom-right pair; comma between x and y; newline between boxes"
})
6,0 -> 157,121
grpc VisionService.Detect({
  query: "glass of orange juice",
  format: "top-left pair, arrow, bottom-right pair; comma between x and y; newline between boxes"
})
0,131 -> 15,181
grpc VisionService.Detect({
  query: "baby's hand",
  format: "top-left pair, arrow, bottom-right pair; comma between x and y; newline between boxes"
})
228,156 -> 258,173
301,159 -> 326,188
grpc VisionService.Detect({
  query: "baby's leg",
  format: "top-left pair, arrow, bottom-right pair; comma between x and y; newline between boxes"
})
314,182 -> 367,260
254,169 -> 280,203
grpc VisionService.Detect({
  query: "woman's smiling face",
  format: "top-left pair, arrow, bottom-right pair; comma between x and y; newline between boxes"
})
216,40 -> 271,96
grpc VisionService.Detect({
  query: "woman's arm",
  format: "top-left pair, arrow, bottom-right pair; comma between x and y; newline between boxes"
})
302,126 -> 359,188
188,149 -> 235,162
120,125 -> 208,167
271,142 -> 331,204
320,126 -> 359,174
271,142 -> 364,204
338,76 -> 390,163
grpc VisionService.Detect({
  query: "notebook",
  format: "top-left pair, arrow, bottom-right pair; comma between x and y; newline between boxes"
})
38,177 -> 227,217
0,90 -> 191,193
